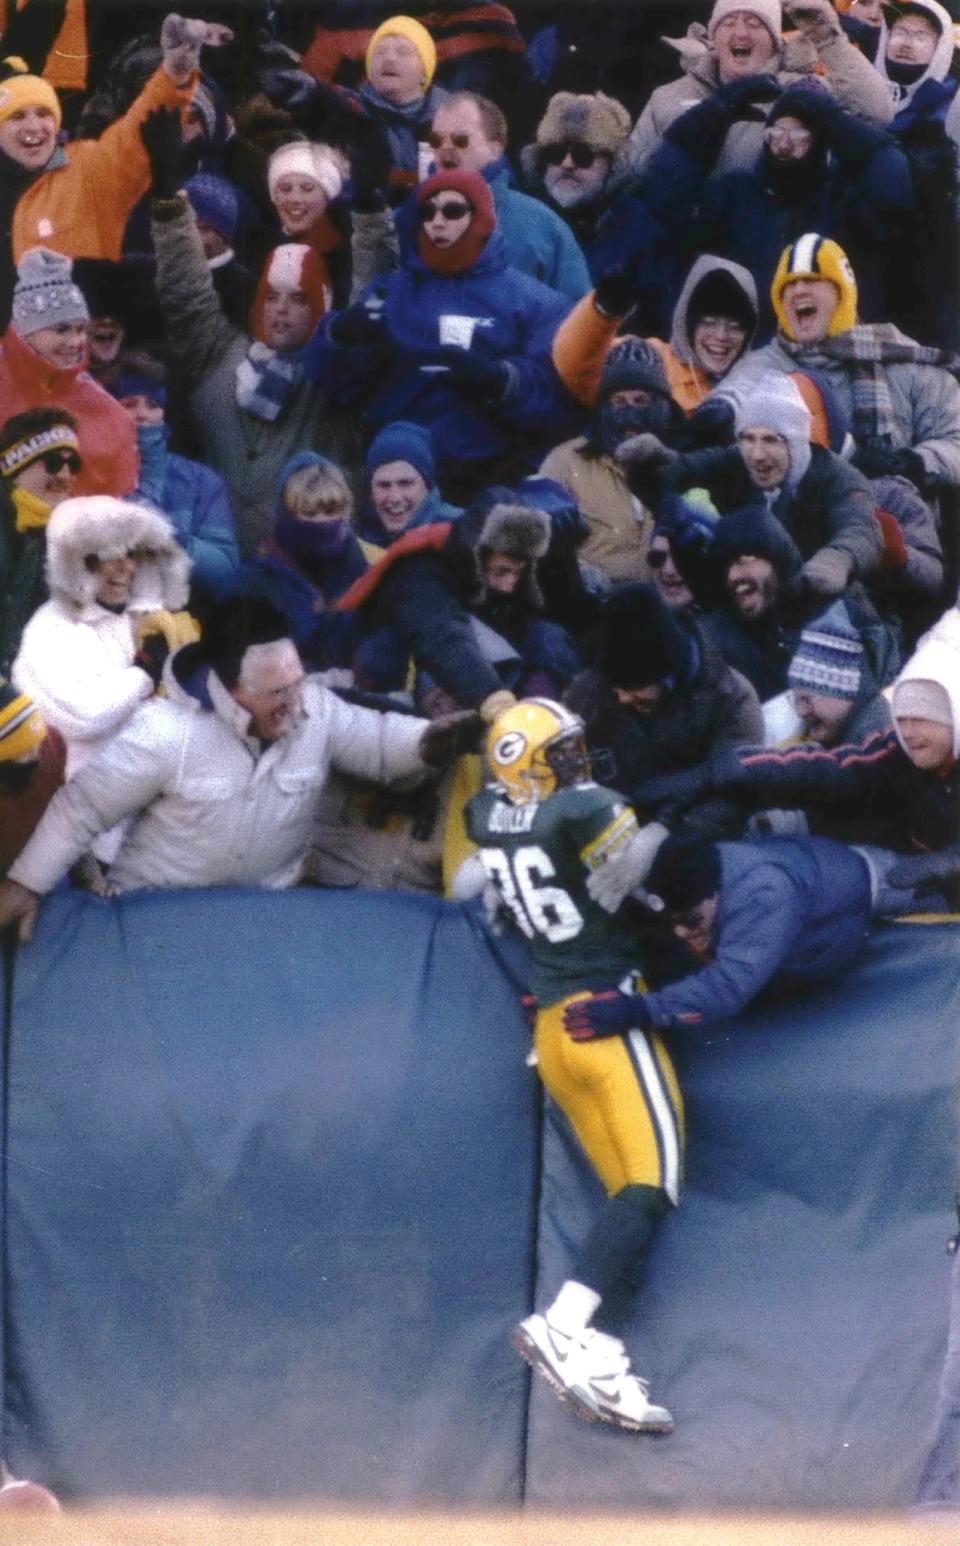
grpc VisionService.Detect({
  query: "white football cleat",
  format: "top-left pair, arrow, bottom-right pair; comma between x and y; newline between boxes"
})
512,1315 -> 673,1434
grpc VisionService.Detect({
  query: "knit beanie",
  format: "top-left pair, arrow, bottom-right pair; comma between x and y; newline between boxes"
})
0,414 -> 79,479
710,504 -> 803,582
186,172 -> 240,243
708,0 -> 782,43
535,91 -> 631,156
365,421 -> 436,488
772,233 -> 858,339
267,141 -> 346,204
415,169 -> 496,275
249,244 -> 331,343
0,57 -> 61,130
12,248 -> 89,339
599,338 -> 672,401
366,15 -> 437,88
788,601 -> 865,700
735,375 -> 812,488
647,832 -> 722,915
110,368 -> 168,409
0,681 -> 45,763
599,583 -> 692,689
686,268 -> 758,336
892,679 -> 953,726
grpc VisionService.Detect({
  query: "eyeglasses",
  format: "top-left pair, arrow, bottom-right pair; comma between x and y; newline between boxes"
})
427,131 -> 471,150
765,124 -> 813,148
38,450 -> 81,474
694,314 -> 747,337
419,198 -> 473,222
889,21 -> 937,39
542,141 -> 600,169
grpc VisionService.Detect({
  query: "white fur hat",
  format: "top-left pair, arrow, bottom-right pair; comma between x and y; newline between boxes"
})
44,496 -> 191,611
267,142 -> 346,204
709,0 -> 782,42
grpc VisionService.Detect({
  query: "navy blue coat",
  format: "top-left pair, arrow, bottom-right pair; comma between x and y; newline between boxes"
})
644,836 -> 872,1030
304,230 -> 578,475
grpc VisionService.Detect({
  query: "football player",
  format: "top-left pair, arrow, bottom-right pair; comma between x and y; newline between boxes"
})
458,697 -> 678,1435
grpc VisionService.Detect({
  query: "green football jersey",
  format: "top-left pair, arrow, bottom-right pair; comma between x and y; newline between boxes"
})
465,780 -> 645,1005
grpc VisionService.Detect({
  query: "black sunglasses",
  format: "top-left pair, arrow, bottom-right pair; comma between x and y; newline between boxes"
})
542,141 -> 599,169
427,131 -> 470,150
647,548 -> 671,570
39,450 -> 81,474
420,198 -> 473,221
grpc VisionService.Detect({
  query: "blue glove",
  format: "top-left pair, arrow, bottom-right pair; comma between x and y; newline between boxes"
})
563,990 -> 650,1042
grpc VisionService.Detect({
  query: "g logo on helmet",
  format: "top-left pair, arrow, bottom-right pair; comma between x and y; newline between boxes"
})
493,730 -> 527,766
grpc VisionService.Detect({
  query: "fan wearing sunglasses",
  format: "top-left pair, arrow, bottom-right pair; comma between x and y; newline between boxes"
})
520,92 -> 670,336
306,167 -> 577,502
0,407 -> 83,672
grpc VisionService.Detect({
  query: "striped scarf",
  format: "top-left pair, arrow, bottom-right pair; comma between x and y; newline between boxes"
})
235,342 -> 303,423
781,324 -> 960,443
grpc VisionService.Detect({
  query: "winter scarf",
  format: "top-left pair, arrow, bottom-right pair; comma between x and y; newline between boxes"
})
235,342 -> 305,422
779,324 -> 960,442
11,486 -> 52,534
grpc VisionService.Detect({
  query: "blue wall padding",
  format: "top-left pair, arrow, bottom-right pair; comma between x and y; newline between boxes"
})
2,895 -> 958,1508
525,922 -> 960,1510
2,888 -> 537,1502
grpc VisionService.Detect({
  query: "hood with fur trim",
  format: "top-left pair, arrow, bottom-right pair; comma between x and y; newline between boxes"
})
444,498 -> 551,610
44,496 -> 191,612
891,630 -> 960,761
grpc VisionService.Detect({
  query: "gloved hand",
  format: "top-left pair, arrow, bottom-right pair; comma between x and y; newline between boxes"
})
432,347 -> 511,404
855,442 -> 930,494
632,763 -> 712,816
419,709 -> 483,767
684,395 -> 736,449
263,70 -> 361,143
615,432 -> 679,472
586,821 -> 669,914
801,547 -> 852,596
161,13 -> 216,85
134,630 -> 171,688
785,0 -> 841,45
563,989 -> 651,1042
594,266 -> 637,320
480,689 -> 517,725
887,847 -> 960,896
331,300 -> 389,349
140,105 -> 184,200
262,67 -> 321,114
717,73 -> 782,116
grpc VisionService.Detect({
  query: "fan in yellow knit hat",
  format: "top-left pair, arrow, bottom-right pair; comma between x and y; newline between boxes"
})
0,682 -> 45,763
365,15 -> 436,93
772,233 -> 858,341
0,56 -> 62,130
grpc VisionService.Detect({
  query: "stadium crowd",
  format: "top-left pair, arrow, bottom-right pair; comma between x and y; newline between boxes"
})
0,0 -> 958,1447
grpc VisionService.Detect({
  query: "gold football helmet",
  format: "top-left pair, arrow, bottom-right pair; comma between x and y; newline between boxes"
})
486,697 -> 591,804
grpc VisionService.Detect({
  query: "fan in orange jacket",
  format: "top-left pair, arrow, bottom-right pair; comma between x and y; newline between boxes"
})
0,13 -> 218,266
0,248 -> 137,497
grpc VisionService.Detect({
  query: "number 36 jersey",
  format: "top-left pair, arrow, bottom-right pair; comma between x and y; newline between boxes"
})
465,780 -> 646,1007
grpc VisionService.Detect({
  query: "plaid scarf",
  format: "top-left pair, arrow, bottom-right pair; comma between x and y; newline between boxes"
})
235,342 -> 303,423
780,324 -> 960,444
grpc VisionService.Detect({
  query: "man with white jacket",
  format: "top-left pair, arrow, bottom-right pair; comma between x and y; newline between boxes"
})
0,597 -> 480,937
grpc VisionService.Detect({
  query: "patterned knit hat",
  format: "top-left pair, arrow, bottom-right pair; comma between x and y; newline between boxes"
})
0,681 -> 45,762
366,15 -> 437,89
535,91 -> 632,156
788,601 -> 864,700
0,412 -> 79,479
186,172 -> 240,243
12,248 -> 89,339
772,233 -> 858,339
0,57 -> 61,130
248,244 -> 331,343
599,338 -> 672,401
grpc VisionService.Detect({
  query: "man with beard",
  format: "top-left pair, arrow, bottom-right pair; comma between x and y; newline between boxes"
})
540,339 -> 683,584
519,92 -> 671,337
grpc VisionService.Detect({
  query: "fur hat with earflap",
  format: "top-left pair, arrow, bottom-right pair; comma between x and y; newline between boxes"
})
44,496 -> 191,613
445,495 -> 551,611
